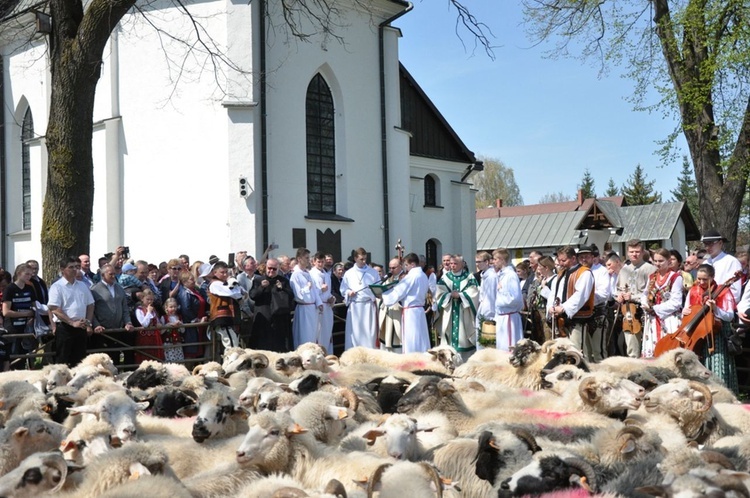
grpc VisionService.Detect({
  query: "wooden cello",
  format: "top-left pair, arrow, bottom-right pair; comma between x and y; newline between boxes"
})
653,271 -> 741,357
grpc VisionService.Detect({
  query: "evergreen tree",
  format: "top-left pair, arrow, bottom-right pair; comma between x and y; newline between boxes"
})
670,155 -> 700,227
604,178 -> 619,197
578,168 -> 596,198
621,165 -> 662,206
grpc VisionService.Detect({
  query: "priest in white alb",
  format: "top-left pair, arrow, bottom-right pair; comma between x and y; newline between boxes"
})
340,247 -> 380,349
290,248 -> 323,348
381,252 -> 431,353
492,248 -> 524,352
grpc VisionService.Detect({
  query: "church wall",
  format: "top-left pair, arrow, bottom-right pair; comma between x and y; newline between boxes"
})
262,1 -> 399,264
410,156 -> 476,260
113,0 -> 237,263
3,40 -> 48,268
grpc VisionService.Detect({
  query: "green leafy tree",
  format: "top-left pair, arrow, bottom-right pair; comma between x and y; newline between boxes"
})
473,157 -> 524,208
670,155 -> 700,227
621,164 -> 662,206
604,178 -> 619,197
578,168 -> 596,198
538,191 -> 574,204
523,0 -> 750,251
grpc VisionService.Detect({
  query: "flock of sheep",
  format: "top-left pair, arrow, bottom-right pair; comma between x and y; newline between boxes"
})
0,338 -> 749,497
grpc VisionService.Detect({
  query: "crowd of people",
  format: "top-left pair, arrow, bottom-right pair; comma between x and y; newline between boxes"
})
0,231 -> 749,395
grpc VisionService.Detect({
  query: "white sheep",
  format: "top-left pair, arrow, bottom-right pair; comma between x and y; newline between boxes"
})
454,338 -> 581,391
340,412 -> 455,461
0,380 -> 50,422
142,434 -> 246,479
289,391 -> 352,445
0,413 -> 68,476
177,386 -> 247,443
97,475 -> 192,498
74,353 -> 118,376
58,441 -> 176,497
236,411 -> 392,495
362,461 -> 461,498
68,390 -> 149,442
0,364 -> 72,393
66,365 -> 115,391
639,378 -> 750,447
339,345 -> 462,375
0,450 -> 73,497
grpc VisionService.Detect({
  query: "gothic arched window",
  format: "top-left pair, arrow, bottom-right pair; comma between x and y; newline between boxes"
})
306,74 -> 336,215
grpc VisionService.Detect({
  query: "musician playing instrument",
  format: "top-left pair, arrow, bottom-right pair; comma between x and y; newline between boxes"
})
577,245 -> 610,362
547,246 -> 594,352
684,264 -> 738,394
615,239 -> 656,358
640,248 -> 683,358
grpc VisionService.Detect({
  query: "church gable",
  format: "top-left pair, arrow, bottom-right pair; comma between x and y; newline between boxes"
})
399,63 -> 475,164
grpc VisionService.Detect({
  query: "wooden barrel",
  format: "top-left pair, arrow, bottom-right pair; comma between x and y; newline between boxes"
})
479,320 -> 496,346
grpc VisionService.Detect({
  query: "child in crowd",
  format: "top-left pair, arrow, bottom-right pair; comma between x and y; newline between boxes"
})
134,289 -> 164,363
162,298 -> 185,362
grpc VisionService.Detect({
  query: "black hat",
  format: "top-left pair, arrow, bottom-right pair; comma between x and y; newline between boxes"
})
701,229 -> 728,243
576,245 -> 593,254
208,255 -> 220,265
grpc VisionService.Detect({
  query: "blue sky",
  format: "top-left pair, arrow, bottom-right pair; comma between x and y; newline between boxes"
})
395,1 -> 688,205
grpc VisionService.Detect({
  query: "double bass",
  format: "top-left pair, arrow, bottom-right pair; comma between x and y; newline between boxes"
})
653,271 -> 742,357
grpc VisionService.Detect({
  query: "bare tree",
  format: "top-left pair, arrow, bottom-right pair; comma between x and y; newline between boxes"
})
0,0 -> 496,276
473,156 -> 524,207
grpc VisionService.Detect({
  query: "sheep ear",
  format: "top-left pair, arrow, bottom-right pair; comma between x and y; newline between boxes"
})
352,477 -> 370,489
60,440 -> 77,452
176,404 -> 199,417
427,349 -> 438,358
135,401 -> 150,412
436,380 -> 456,396
578,378 -> 599,404
128,462 -> 151,480
287,423 -> 308,435
68,404 -> 100,416
363,429 -> 386,445
619,435 -> 637,455
235,406 -> 251,419
673,351 -> 684,365
216,377 -> 231,386
417,425 -> 437,433
327,406 -> 348,420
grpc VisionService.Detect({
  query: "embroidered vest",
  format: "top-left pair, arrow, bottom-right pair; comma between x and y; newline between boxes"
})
566,266 -> 595,319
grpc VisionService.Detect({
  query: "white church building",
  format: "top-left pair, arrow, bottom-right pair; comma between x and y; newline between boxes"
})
0,0 -> 481,275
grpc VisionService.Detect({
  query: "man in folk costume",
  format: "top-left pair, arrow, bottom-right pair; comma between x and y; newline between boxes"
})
547,246 -> 595,355
640,248 -> 683,358
290,248 -> 323,348
685,264 -> 738,394
310,252 -> 335,353
474,251 -> 497,349
491,248 -> 524,352
576,245 -> 609,362
381,253 -> 431,353
615,239 -> 656,358
378,257 -> 404,351
702,229 -> 743,302
435,254 -> 479,362
340,247 -> 380,350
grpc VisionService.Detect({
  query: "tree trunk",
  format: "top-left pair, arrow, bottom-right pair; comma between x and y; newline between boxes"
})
41,0 -> 135,278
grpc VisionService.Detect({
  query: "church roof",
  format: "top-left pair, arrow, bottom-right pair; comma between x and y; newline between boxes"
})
399,63 -> 477,165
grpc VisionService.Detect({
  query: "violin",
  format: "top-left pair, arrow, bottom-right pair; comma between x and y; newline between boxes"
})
653,271 -> 741,357
551,297 -> 568,338
620,284 -> 643,335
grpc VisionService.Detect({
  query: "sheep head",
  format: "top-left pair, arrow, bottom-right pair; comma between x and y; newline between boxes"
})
396,377 -> 458,415
0,451 -> 77,497
510,340 -> 542,368
68,391 -> 148,442
236,412 -> 306,471
643,378 -> 713,417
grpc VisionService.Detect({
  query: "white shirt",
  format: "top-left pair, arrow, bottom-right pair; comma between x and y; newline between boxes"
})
477,266 -> 498,321
48,278 -> 94,322
705,251 -> 742,302
382,266 -> 428,308
590,263 -> 611,306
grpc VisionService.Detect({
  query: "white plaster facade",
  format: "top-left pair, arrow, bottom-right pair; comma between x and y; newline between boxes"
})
1,0 -> 479,276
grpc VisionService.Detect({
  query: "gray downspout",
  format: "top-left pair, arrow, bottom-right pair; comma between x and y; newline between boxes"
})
0,54 -> 6,268
259,0 -> 269,249
379,2 -> 412,260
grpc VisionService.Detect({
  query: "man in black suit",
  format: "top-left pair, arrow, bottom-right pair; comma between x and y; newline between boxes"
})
91,264 -> 134,367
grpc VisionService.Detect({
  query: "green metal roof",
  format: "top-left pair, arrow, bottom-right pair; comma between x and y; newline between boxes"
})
477,211 -> 586,251
608,202 -> 699,243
